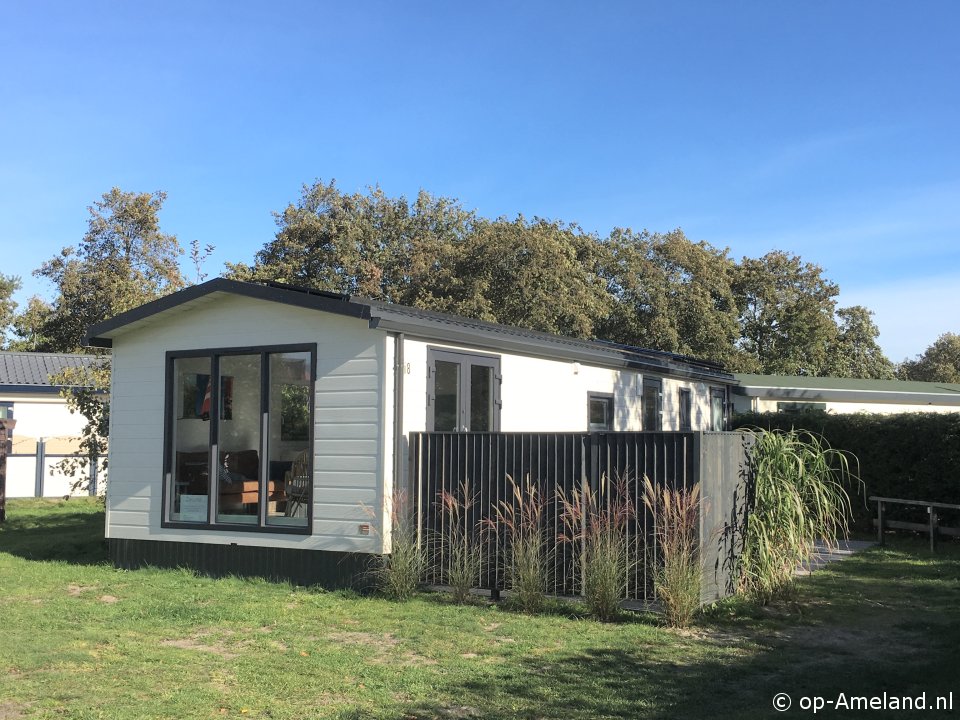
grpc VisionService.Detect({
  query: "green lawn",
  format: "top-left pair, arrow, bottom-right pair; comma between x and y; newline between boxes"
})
1,498 -> 958,719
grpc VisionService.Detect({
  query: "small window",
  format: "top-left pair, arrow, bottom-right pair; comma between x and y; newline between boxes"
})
710,388 -> 727,431
777,402 -> 826,412
678,389 -> 692,431
0,402 -> 12,455
642,378 -> 662,431
588,394 -> 614,432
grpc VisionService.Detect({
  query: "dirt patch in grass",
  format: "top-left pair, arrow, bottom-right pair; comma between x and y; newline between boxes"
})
0,701 -> 26,719
785,625 -> 922,658
328,631 -> 399,647
161,634 -> 239,659
99,595 -> 119,604
67,584 -> 97,596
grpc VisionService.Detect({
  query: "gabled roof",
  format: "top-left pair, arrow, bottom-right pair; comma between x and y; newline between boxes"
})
0,352 -> 101,393
734,373 -> 960,406
86,278 -> 735,384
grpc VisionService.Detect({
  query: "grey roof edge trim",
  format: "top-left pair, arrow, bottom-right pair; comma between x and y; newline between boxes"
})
362,298 -> 727,371
373,317 -> 736,384
0,385 -> 66,395
734,386 -> 960,406
84,278 -> 373,347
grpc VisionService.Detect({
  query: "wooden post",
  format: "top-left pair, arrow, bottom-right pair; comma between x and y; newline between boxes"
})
877,499 -> 885,546
0,419 -> 17,523
928,505 -> 937,553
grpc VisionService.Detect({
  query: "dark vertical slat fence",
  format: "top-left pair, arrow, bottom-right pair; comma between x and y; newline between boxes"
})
410,431 -> 739,604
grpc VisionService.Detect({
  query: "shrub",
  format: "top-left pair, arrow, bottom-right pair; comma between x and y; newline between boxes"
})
642,477 -> 702,628
484,475 -> 550,613
734,410 -> 960,530
437,480 -> 483,603
373,490 -> 425,600
558,473 -> 635,622
738,428 -> 859,603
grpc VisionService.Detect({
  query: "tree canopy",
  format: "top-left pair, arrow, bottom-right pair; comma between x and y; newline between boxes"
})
225,179 -> 900,379
899,333 -> 960,383
25,188 -> 186,353
5,180 -> 909,383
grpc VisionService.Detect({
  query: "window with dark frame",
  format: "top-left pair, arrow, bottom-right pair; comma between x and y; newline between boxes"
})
163,344 -> 315,533
0,402 -> 12,455
588,393 -> 614,432
642,377 -> 662,431
678,388 -> 692,431
710,388 -> 726,431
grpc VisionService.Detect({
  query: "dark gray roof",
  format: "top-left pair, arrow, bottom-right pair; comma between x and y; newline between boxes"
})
0,352 -> 101,391
86,278 -> 735,384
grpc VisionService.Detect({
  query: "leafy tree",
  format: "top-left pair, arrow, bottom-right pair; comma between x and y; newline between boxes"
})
899,333 -> 960,383
7,296 -> 53,352
597,229 -> 744,367
50,360 -> 111,494
825,305 -> 895,379
0,274 -> 21,347
733,251 -> 840,375
31,188 -> 185,353
229,181 -> 610,338
228,180 -> 475,304
25,188 -> 189,491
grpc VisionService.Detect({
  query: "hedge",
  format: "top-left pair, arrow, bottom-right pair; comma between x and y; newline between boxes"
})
732,411 -> 960,532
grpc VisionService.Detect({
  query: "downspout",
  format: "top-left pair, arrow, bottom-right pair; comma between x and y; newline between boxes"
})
393,332 -> 405,500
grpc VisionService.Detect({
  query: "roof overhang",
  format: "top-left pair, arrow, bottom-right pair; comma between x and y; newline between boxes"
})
733,382 -> 960,407
85,279 -> 736,385
85,278 -> 372,348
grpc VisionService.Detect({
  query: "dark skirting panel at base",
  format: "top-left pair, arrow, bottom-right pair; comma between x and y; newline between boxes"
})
109,538 -> 374,589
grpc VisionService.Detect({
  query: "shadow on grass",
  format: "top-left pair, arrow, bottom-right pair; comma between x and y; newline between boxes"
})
0,500 -> 107,565
398,543 -> 960,720
416,587 -> 663,626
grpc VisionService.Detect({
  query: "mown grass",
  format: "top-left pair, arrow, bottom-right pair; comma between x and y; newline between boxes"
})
2,499 -> 959,719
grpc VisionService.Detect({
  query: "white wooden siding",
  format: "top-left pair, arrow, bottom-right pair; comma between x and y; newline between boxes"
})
106,293 -> 388,553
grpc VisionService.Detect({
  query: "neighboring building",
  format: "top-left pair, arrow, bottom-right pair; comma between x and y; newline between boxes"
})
0,351 -> 103,497
86,278 -> 736,583
733,373 -> 960,415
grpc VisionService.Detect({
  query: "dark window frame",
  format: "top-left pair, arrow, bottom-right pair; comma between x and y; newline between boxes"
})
0,401 -> 11,454
426,348 -> 502,432
642,377 -> 663,431
710,386 -> 728,431
587,392 -> 615,432
678,388 -> 692,431
161,343 -> 317,535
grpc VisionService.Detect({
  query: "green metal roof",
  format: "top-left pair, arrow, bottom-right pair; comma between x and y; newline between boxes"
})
734,373 -> 960,405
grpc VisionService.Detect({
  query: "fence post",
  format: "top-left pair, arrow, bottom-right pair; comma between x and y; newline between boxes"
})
34,438 -> 46,498
0,419 -> 15,522
876,499 -> 884,546
928,505 -> 937,553
89,457 -> 98,497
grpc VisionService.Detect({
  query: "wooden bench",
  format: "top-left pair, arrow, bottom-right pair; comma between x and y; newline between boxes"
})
870,495 -> 960,552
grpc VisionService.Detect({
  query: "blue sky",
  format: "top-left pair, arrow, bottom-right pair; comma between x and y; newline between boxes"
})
1,1 -> 957,361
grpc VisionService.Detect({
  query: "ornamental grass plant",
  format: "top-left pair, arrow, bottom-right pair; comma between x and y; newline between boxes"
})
437,480 -> 483,603
739,428 -> 859,603
558,473 -> 636,622
373,489 -> 425,600
483,474 -> 551,613
642,477 -> 702,628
